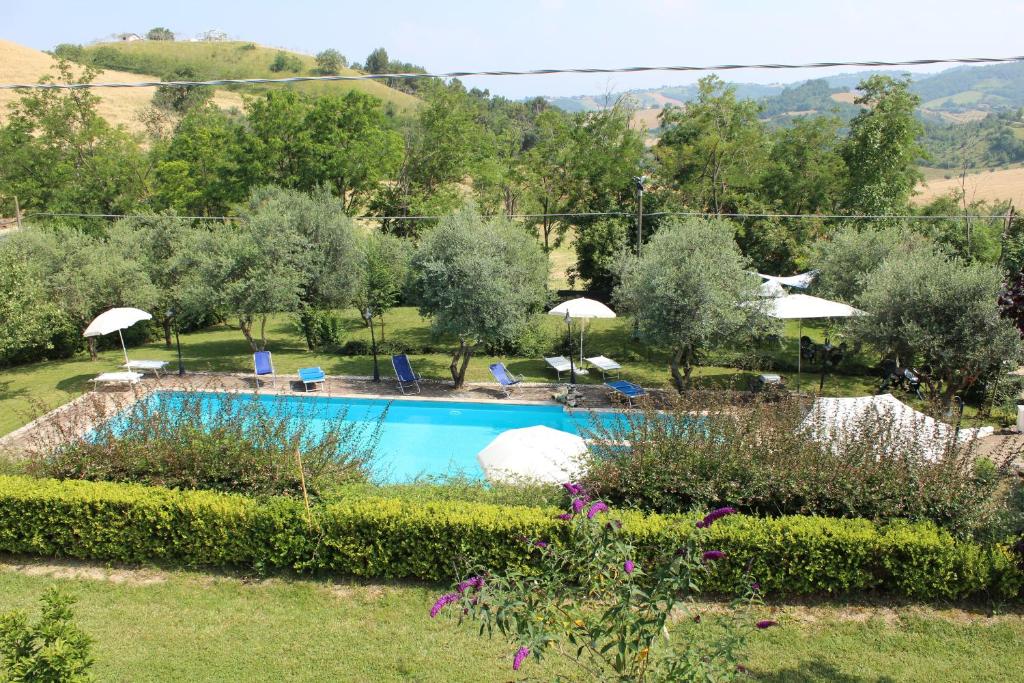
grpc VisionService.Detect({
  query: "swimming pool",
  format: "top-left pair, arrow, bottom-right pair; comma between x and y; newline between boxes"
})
128,391 -> 628,483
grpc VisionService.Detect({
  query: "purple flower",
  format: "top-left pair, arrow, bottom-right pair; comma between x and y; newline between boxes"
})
571,498 -> 587,514
756,620 -> 778,629
555,513 -> 573,521
696,507 -> 737,529
533,540 -> 548,548
457,576 -> 484,594
512,646 -> 530,671
586,501 -> 609,519
623,560 -> 636,574
429,592 -> 460,618
702,550 -> 726,561
751,581 -> 761,592
562,482 -> 585,496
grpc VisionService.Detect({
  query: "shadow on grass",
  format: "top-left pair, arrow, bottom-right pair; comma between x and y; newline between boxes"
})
55,374 -> 95,393
755,661 -> 896,683
0,380 -> 28,402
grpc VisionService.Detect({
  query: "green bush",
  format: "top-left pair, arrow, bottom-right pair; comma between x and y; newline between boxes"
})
582,395 -> 1007,538
0,475 -> 1018,600
0,588 -> 93,681
29,392 -> 377,497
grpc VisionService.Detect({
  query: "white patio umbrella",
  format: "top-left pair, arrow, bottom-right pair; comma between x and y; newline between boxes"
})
763,294 -> 862,391
756,270 -> 818,289
477,426 -> 588,484
83,307 -> 153,365
548,297 -> 617,369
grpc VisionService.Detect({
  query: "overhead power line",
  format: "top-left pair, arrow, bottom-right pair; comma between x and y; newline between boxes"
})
1,55 -> 1023,90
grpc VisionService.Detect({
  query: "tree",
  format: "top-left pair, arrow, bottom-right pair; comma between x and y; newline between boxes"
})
0,588 -> 93,681
0,60 -> 148,230
186,194 -> 307,352
841,76 -> 925,215
656,76 -> 769,215
372,82 -> 487,235
152,67 -> 212,114
154,105 -> 245,215
764,116 -> 846,215
853,248 -> 1023,405
411,207 -> 548,388
352,231 -> 413,341
315,49 -> 346,75
614,218 -> 768,391
523,109 -> 574,250
269,51 -> 303,73
146,27 -> 175,40
810,224 -> 930,304
0,247 -> 70,366
364,47 -> 389,74
106,214 -> 199,348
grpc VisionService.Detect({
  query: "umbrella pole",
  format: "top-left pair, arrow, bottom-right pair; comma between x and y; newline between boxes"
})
580,321 -> 585,366
797,320 -> 802,395
118,329 -> 129,366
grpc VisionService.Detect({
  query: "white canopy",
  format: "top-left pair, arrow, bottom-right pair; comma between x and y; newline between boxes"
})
757,279 -> 787,298
548,298 -> 617,370
477,426 -> 588,484
757,270 -> 818,289
802,394 -> 993,462
548,297 -> 616,319
83,307 -> 152,365
764,294 -> 862,320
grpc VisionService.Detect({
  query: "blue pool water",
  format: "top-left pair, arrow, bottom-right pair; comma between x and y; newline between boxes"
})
126,391 -> 629,483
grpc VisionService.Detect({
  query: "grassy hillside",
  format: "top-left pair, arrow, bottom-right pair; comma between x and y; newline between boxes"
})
0,39 -> 243,134
77,41 -> 420,113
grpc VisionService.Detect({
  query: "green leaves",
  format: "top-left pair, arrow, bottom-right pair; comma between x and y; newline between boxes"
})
0,588 -> 94,682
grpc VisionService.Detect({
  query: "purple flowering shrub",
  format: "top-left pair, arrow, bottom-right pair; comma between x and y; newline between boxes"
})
430,485 -> 773,681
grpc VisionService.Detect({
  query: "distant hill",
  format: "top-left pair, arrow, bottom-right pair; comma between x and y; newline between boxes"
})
72,40 -> 420,113
546,61 -> 1024,122
0,39 -> 243,134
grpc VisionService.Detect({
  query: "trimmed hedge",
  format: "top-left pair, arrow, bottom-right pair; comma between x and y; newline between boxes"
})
0,476 -> 1019,601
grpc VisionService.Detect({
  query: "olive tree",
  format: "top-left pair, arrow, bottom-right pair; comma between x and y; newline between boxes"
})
810,224 -> 931,304
853,248 -> 1023,405
411,208 -> 548,388
615,217 -> 769,391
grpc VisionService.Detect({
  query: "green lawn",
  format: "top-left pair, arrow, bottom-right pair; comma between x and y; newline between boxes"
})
0,561 -> 1021,682
0,307 -> 889,437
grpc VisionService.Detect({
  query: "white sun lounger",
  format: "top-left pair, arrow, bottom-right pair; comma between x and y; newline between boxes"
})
586,355 -> 622,380
122,360 -> 169,378
92,371 -> 144,389
544,356 -> 573,380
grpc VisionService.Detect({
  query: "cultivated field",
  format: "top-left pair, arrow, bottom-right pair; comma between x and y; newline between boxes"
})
914,165 -> 1024,206
0,40 -> 243,134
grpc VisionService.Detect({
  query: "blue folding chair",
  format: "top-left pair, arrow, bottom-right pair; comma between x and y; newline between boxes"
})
392,354 -> 421,395
254,351 -> 276,388
298,366 -> 326,392
606,380 -> 646,407
489,363 -> 522,398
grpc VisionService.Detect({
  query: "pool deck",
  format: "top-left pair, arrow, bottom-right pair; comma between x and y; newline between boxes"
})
0,371 -> 646,452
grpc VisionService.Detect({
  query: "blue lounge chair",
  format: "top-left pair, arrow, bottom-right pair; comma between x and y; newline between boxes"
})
606,380 -> 646,406
298,366 -> 326,392
254,351 -> 276,388
489,363 -> 522,398
392,354 -> 421,395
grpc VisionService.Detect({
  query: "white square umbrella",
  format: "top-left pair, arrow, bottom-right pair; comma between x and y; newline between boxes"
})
477,426 -> 588,484
548,298 -> 617,370
83,307 -> 153,365
763,294 -> 862,391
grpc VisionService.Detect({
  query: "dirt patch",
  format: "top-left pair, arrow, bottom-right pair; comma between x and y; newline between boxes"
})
0,558 -> 168,586
914,166 -> 1024,206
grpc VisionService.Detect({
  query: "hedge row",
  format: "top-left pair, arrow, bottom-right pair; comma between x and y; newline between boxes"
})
0,476 -> 1019,601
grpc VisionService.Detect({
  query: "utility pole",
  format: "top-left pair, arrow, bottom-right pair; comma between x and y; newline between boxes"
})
632,175 -> 646,255
998,202 -> 1015,269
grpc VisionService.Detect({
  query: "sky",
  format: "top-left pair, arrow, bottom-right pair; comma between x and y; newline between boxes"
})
4,0 -> 1023,99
